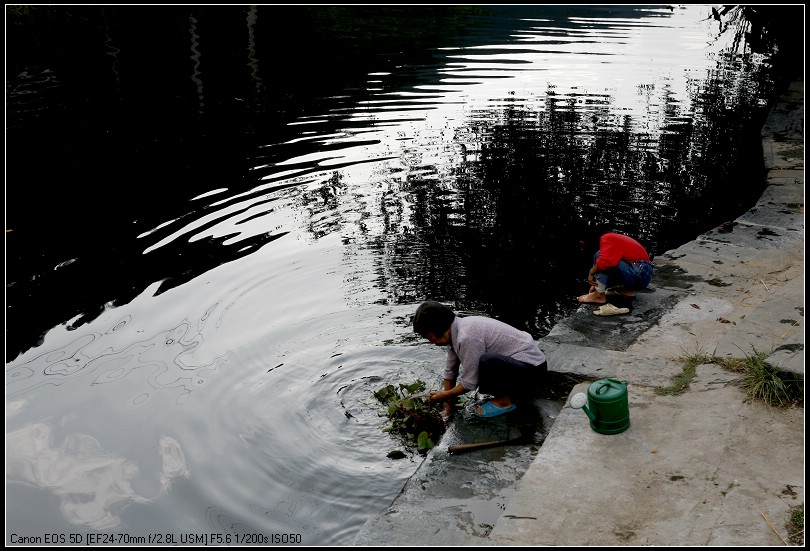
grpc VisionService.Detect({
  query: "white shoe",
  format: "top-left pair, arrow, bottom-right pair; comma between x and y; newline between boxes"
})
593,303 -> 630,316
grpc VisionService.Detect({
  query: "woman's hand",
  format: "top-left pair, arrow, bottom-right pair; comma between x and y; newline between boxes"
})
429,391 -> 454,422
440,402 -> 453,422
587,265 -> 598,287
428,390 -> 449,402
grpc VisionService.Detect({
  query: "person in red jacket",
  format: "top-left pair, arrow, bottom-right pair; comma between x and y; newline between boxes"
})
576,226 -> 654,305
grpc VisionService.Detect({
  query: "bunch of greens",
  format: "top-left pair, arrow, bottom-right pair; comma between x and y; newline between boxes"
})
374,380 -> 446,457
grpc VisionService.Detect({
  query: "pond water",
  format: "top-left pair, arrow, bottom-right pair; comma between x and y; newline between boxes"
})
5,5 -> 798,546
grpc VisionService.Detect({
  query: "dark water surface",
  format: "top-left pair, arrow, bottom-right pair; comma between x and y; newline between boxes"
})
5,5 -> 802,545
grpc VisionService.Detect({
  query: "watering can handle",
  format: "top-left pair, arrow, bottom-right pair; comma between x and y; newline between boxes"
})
593,379 -> 627,395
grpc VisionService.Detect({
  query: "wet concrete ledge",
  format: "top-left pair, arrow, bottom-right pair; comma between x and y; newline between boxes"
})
353,79 -> 804,546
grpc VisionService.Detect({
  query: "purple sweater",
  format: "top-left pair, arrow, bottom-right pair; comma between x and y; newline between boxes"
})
444,316 -> 546,391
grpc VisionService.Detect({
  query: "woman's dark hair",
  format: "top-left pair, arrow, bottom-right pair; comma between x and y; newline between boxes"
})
576,213 -> 614,253
413,301 -> 456,337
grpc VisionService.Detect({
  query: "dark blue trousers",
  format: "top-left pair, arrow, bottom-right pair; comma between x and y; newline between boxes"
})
594,251 -> 654,291
478,352 -> 547,401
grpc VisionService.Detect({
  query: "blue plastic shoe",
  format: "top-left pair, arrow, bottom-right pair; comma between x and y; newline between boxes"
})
473,401 -> 516,418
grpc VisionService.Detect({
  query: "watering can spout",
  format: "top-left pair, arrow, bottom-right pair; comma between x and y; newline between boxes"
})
569,392 -> 595,421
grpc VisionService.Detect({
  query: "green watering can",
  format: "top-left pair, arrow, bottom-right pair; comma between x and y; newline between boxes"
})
569,378 -> 630,435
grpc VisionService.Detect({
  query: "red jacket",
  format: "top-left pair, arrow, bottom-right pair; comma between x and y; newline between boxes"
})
595,233 -> 650,271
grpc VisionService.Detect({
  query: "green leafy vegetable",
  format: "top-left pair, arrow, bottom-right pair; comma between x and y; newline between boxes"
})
374,380 -> 446,455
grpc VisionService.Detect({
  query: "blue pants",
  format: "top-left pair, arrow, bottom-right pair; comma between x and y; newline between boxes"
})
478,352 -> 547,400
594,252 -> 653,291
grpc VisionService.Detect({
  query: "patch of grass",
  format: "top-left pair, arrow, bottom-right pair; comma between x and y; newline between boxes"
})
786,504 -> 804,546
655,347 -> 712,396
716,356 -> 748,373
666,346 -> 804,407
718,347 -> 804,407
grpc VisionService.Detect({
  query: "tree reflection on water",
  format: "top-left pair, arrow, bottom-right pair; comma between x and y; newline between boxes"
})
5,5 -> 803,357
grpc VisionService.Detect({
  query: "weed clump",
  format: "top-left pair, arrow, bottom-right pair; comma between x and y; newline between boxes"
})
655,348 -> 710,396
719,347 -> 803,407
667,346 -> 803,407
786,504 -> 804,546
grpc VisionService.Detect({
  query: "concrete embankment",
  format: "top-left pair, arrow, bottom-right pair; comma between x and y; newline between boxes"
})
354,79 -> 804,547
